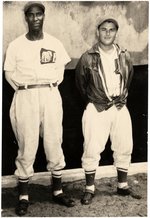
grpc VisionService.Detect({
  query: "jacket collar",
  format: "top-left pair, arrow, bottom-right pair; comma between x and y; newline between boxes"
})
88,43 -> 99,54
88,42 -> 127,56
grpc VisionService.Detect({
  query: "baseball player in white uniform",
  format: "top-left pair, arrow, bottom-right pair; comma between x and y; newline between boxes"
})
76,17 -> 141,205
4,1 -> 75,216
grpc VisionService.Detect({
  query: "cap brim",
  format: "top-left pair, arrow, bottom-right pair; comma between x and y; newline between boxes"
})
24,2 -> 45,13
97,17 -> 119,29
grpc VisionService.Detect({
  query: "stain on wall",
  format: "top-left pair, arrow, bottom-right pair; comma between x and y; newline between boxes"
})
3,1 -> 148,68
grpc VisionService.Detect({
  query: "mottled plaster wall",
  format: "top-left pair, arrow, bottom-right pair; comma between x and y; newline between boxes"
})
3,1 -> 148,68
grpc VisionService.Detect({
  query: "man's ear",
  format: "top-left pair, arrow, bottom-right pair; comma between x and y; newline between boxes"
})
25,15 -> 28,22
115,32 -> 118,41
96,29 -> 99,38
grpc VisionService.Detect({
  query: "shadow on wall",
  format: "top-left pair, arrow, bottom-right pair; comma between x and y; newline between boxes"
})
2,65 -> 148,176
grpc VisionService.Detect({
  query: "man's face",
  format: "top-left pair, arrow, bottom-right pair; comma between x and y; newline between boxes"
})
25,6 -> 45,31
97,22 -> 118,46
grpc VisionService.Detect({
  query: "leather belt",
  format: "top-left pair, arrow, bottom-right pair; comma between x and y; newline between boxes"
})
18,82 -> 57,90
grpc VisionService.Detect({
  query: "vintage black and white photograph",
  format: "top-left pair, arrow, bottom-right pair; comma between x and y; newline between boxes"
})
1,0 -> 148,217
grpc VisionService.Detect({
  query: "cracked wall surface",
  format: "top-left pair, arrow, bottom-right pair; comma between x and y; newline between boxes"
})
3,1 -> 148,68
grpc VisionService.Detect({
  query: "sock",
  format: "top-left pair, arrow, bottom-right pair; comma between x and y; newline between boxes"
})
85,170 -> 96,186
118,182 -> 128,189
18,178 -> 29,196
19,195 -> 29,201
86,185 -> 95,192
117,168 -> 128,183
52,170 -> 63,195
53,190 -> 63,196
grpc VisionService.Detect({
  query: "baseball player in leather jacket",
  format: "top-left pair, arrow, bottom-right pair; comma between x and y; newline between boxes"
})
76,17 -> 141,205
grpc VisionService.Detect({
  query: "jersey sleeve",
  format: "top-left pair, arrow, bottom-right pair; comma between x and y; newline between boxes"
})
57,42 -> 71,66
4,42 -> 16,72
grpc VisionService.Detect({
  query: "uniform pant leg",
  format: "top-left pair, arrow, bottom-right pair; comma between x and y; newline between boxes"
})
110,105 -> 133,170
82,103 -> 111,171
10,90 -> 40,178
41,87 -> 65,172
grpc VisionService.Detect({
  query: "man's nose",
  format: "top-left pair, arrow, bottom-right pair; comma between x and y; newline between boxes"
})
33,14 -> 38,21
106,30 -> 110,35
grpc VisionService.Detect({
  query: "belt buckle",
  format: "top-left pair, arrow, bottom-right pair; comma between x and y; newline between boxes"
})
53,81 -> 58,87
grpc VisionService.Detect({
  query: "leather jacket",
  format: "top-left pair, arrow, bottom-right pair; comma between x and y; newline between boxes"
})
75,43 -> 134,112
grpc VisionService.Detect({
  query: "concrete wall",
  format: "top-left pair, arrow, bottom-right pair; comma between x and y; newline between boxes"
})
3,1 -> 148,68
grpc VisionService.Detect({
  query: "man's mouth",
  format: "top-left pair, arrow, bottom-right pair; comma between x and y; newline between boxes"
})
33,23 -> 40,27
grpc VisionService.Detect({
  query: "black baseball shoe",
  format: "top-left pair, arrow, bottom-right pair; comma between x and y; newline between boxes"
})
117,187 -> 142,199
52,193 -> 75,207
15,199 -> 29,216
81,190 -> 95,205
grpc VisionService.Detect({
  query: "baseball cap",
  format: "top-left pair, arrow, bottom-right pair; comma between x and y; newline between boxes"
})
97,17 -> 119,30
24,1 -> 45,14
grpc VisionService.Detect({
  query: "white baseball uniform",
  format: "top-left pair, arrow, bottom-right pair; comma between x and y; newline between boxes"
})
4,32 -> 70,178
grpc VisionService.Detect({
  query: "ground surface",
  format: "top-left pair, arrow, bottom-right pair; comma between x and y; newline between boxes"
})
2,173 -> 147,217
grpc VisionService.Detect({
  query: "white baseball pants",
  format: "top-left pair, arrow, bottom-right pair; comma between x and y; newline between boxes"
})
82,103 -> 133,171
10,87 -> 65,178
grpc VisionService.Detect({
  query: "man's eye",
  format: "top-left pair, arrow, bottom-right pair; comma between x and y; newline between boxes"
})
110,29 -> 116,32
27,13 -> 33,17
36,12 -> 43,17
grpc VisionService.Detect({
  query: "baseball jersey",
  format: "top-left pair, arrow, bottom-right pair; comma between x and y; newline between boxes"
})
99,45 -> 121,97
4,32 -> 71,86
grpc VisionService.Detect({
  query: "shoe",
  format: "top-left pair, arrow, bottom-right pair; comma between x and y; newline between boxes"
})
117,187 -> 142,199
15,199 -> 29,216
52,193 -> 75,207
81,191 -> 94,205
